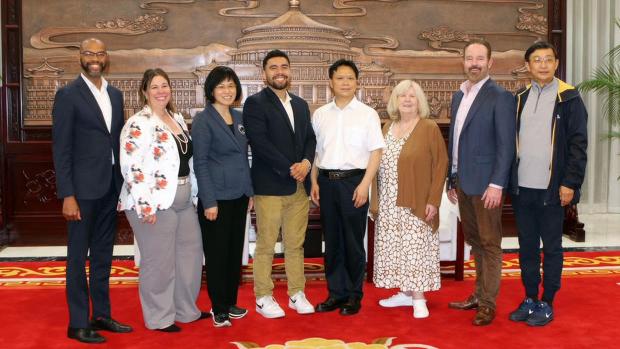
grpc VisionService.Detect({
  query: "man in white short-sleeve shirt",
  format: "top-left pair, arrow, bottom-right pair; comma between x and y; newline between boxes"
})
311,59 -> 385,316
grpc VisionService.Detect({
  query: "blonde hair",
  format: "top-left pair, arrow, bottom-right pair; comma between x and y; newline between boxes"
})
386,80 -> 430,121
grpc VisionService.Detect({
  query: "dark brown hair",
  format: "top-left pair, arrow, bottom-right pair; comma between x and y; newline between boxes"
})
463,38 -> 492,60
139,68 -> 176,113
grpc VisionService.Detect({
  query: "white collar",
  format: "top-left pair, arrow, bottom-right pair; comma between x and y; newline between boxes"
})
460,76 -> 490,95
329,96 -> 360,111
81,73 -> 108,92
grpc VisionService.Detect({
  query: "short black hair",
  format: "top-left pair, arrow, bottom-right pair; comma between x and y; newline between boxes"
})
525,41 -> 558,62
463,38 -> 492,60
204,66 -> 242,104
328,59 -> 359,79
262,49 -> 290,70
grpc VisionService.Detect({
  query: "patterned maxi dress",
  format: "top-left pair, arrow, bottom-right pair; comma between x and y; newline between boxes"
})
373,127 -> 441,292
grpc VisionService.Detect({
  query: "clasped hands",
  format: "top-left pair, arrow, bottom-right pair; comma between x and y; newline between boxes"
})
290,160 -> 311,182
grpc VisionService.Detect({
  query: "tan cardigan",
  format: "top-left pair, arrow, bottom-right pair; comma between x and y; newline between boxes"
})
370,118 -> 448,231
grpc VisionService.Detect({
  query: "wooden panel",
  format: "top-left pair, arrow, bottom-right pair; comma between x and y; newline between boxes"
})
1,0 -> 570,246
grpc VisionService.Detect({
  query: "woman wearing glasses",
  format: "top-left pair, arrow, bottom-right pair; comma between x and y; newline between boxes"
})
192,66 -> 253,328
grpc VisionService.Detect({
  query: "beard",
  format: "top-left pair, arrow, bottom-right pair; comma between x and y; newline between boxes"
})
80,60 -> 107,78
465,66 -> 486,81
266,74 -> 290,90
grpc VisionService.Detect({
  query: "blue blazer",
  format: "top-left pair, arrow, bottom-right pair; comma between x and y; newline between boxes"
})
243,88 -> 317,196
192,104 -> 253,209
447,78 -> 516,196
52,75 -> 124,200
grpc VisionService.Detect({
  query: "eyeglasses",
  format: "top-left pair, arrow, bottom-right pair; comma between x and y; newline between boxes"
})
80,51 -> 107,58
531,56 -> 556,65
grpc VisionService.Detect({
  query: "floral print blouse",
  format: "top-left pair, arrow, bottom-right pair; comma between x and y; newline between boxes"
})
117,105 -> 198,217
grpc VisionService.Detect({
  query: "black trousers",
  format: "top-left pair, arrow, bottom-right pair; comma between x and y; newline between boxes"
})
197,196 -> 249,315
66,177 -> 118,328
318,173 -> 368,300
513,187 -> 565,303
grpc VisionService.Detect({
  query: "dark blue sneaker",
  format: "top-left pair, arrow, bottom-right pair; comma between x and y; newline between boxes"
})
509,297 -> 537,322
526,301 -> 553,326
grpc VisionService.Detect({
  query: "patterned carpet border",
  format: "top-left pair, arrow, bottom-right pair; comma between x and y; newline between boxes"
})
1,254 -> 619,288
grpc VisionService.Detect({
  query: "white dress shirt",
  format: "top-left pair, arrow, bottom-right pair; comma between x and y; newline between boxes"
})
81,73 -> 112,132
81,73 -> 114,164
312,97 -> 385,170
452,76 -> 489,174
279,92 -> 295,132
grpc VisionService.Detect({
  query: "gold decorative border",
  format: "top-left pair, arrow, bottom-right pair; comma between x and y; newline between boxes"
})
1,256 -> 618,287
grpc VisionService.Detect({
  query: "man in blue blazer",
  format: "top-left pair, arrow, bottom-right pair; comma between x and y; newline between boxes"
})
243,50 -> 317,318
52,38 -> 132,344
446,39 -> 516,326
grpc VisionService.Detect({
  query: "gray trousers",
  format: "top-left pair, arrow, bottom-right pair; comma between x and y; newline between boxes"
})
126,182 -> 203,329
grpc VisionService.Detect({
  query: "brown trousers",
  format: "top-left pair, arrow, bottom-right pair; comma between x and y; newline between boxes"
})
253,183 -> 309,298
457,186 -> 504,309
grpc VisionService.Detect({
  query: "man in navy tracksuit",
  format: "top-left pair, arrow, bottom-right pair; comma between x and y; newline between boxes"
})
508,41 -> 588,326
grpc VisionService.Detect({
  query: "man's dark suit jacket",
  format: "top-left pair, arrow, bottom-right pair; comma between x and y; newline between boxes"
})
243,87 -> 316,196
52,75 -> 124,200
447,78 -> 516,196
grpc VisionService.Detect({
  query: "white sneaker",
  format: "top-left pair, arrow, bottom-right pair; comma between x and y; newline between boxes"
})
413,299 -> 429,318
256,296 -> 285,319
288,291 -> 315,314
379,292 -> 413,308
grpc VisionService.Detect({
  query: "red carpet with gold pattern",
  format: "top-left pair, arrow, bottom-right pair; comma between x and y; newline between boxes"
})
0,251 -> 619,348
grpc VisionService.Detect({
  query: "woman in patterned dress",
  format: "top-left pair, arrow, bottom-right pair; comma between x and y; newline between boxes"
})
370,80 -> 448,318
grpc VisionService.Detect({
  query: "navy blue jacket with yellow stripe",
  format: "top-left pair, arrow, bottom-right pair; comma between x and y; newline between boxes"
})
509,79 -> 588,205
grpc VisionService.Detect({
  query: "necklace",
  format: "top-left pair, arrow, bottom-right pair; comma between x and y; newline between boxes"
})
172,130 -> 189,155
162,110 -> 189,155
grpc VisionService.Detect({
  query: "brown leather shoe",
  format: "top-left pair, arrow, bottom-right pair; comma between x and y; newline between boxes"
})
448,294 -> 479,310
473,306 -> 495,326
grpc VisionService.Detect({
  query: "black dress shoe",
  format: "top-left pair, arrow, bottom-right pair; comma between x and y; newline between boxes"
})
198,312 -> 212,320
315,297 -> 346,312
67,327 -> 106,344
90,317 -> 133,333
155,324 -> 181,332
340,298 -> 362,316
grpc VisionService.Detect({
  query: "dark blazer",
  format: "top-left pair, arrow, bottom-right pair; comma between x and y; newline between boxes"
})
447,78 -> 516,196
243,88 -> 316,196
192,104 -> 254,208
52,75 -> 124,200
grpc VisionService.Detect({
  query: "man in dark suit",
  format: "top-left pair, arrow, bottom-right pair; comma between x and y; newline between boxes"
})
52,38 -> 132,344
446,39 -> 516,326
243,50 -> 317,318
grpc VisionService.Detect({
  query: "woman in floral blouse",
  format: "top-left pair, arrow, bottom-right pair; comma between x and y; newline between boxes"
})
118,68 -> 208,332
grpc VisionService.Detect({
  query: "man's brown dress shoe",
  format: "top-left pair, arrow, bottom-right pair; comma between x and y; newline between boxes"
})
473,306 -> 495,326
448,294 -> 479,310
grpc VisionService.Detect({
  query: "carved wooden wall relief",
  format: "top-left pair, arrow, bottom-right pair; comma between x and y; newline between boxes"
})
21,0 -> 547,127
3,0 -> 564,245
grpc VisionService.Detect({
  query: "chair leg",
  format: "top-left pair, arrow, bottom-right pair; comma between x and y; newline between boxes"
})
455,220 -> 465,281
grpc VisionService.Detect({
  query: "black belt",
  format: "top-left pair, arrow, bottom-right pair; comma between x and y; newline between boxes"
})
319,169 -> 365,180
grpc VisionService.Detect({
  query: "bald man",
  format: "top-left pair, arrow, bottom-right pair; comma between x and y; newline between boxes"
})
52,38 -> 132,344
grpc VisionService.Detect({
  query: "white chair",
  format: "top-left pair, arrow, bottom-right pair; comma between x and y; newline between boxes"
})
438,187 -> 470,280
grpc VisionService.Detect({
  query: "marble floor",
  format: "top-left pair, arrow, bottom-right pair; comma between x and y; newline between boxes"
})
1,214 -> 619,259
